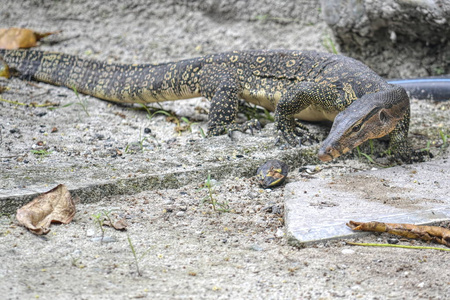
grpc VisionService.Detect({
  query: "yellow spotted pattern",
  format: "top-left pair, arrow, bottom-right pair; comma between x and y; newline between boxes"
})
0,48 -> 395,140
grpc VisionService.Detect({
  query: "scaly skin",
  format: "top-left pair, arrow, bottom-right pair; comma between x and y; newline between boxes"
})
0,48 -> 418,161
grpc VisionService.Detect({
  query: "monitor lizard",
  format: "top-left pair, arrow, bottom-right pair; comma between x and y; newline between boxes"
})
0,48 -> 424,162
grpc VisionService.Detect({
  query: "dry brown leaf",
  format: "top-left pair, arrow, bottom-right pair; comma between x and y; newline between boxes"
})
16,184 -> 76,235
0,28 -> 59,49
104,218 -> 128,231
347,220 -> 450,247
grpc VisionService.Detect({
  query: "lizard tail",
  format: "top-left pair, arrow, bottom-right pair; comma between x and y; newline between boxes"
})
0,49 -> 201,103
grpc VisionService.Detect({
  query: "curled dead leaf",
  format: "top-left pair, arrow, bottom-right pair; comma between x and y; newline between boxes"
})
16,184 -> 76,235
347,220 -> 450,247
0,28 -> 60,49
256,159 -> 289,188
104,218 -> 128,231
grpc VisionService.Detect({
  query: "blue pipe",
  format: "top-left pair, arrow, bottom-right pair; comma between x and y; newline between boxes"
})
387,77 -> 450,101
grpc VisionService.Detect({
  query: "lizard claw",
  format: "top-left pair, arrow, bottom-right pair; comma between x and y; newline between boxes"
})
274,115 -> 318,148
385,147 -> 433,164
225,119 -> 262,139
401,149 -> 433,163
209,119 -> 261,138
294,129 -> 319,145
255,120 -> 262,130
249,120 -> 262,135
248,125 -> 254,136
275,131 -> 302,148
275,125 -> 318,148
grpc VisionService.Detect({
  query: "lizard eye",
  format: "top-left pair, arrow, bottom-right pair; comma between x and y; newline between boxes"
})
379,110 -> 389,123
352,124 -> 361,132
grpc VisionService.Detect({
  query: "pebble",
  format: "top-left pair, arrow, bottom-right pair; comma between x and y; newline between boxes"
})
387,238 -> 399,244
250,244 -> 264,251
341,248 -> 355,255
163,199 -> 174,205
91,236 -> 116,243
271,205 -> 281,214
351,284 -> 363,291
10,128 -> 20,134
246,192 -> 258,199
275,228 -> 284,238
164,205 -> 174,212
176,211 -> 185,217
86,228 -> 95,237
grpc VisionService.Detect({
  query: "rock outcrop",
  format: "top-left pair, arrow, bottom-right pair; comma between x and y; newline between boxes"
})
321,0 -> 450,78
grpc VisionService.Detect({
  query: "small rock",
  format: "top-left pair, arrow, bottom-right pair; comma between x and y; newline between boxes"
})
387,238 -> 399,244
86,228 -> 95,237
164,206 -> 174,213
126,142 -> 141,152
250,244 -> 264,251
275,228 -> 284,238
176,211 -> 185,217
351,284 -> 363,291
10,128 -> 20,134
163,199 -> 174,205
341,248 -> 355,255
246,192 -> 258,199
272,205 -> 281,214
91,236 -> 116,243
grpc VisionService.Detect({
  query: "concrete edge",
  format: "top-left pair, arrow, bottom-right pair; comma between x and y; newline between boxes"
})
286,207 -> 450,248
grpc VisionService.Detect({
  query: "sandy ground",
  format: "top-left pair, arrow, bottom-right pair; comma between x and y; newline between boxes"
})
0,1 -> 449,299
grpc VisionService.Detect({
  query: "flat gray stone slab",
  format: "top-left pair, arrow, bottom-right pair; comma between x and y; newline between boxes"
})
285,156 -> 450,246
0,123 -> 323,214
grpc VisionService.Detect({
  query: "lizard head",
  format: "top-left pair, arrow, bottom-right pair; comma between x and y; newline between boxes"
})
318,85 -> 409,162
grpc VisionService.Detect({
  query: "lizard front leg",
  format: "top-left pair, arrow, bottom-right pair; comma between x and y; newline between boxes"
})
275,82 -> 335,146
388,108 -> 431,163
199,64 -> 259,136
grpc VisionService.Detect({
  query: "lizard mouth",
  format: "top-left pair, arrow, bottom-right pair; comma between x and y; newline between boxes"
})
318,144 -> 347,162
